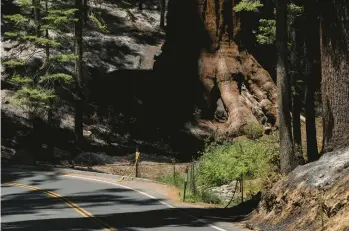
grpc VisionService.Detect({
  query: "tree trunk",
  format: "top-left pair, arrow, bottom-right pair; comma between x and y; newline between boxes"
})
320,0 -> 349,153
160,0 -> 166,28
84,0 -> 88,24
33,0 -> 41,37
45,0 -> 54,161
290,15 -> 304,164
276,0 -> 297,174
74,0 -> 84,157
304,0 -> 320,162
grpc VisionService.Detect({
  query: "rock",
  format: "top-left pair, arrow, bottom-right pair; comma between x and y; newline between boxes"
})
73,152 -> 117,165
207,180 -> 240,204
8,149 -> 35,165
249,147 -> 349,231
214,98 -> 228,122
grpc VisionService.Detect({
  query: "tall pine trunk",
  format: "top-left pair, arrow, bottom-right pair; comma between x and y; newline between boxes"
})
276,0 -> 296,174
320,0 -> 349,153
74,0 -> 84,158
304,0 -> 320,161
290,15 -> 304,164
44,0 -> 54,161
33,0 -> 41,37
160,0 -> 166,28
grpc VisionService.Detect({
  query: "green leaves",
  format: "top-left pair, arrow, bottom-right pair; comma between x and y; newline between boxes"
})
233,0 -> 263,13
197,138 -> 279,187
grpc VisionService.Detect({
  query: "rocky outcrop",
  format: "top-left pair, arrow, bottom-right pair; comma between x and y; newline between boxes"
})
248,147 -> 349,231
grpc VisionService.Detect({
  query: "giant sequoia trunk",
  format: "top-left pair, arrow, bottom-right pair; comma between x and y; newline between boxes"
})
276,0 -> 297,174
198,0 -> 277,136
155,0 -> 277,138
320,0 -> 349,153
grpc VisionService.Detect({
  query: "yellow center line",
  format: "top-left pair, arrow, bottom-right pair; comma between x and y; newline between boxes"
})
2,182 -> 117,231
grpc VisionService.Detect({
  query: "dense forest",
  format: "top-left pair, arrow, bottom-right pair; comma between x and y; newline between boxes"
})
1,0 -> 349,230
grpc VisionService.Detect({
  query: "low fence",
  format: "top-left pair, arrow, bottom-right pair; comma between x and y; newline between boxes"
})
73,152 -> 246,207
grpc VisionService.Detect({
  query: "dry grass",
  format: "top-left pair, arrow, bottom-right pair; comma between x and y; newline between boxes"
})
73,162 -> 190,180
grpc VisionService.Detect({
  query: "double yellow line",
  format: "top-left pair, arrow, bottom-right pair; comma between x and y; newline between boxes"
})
3,182 -> 117,231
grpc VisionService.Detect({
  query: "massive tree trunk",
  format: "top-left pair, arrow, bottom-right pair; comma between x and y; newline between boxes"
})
276,0 -> 297,174
74,0 -> 84,157
197,0 -> 277,136
304,0 -> 320,161
155,0 -> 278,138
320,0 -> 349,153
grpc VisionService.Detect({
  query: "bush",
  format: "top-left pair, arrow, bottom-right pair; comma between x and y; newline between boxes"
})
242,121 -> 264,140
196,137 -> 279,188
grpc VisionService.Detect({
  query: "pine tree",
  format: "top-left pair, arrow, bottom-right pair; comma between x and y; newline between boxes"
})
304,0 -> 320,161
276,0 -> 297,174
74,0 -> 84,157
3,0 -> 76,161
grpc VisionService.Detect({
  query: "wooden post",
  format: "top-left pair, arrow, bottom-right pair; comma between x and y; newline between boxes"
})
135,146 -> 140,177
183,166 -> 189,202
241,173 -> 244,203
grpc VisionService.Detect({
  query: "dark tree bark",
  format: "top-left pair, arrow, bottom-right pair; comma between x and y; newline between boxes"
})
74,0 -> 84,157
304,0 -> 320,162
84,0 -> 88,24
33,0 -> 41,37
290,15 -> 304,164
276,0 -> 297,174
44,0 -> 54,161
320,0 -> 349,153
160,0 -> 166,28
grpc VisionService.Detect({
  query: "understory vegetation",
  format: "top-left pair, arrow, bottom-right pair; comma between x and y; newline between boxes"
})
158,133 -> 279,205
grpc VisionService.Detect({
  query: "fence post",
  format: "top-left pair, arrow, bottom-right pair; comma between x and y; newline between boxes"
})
241,173 -> 244,203
135,146 -> 140,178
172,158 -> 176,183
183,166 -> 189,202
190,161 -> 196,195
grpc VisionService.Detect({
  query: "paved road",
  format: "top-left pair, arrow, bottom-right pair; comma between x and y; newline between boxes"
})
1,166 -> 246,231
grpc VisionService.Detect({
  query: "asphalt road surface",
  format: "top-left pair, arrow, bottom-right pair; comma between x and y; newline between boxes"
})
1,166 -> 246,231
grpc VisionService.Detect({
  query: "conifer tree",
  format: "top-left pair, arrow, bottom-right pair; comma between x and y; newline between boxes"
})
3,0 -> 77,161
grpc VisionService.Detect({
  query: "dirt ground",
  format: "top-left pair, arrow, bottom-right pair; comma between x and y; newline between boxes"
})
72,162 -> 190,180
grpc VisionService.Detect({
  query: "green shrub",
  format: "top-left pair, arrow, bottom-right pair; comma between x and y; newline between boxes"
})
242,121 -> 264,140
196,137 -> 279,188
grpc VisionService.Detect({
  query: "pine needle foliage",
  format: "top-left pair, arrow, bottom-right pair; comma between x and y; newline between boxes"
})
233,0 -> 263,13
2,0 -> 76,114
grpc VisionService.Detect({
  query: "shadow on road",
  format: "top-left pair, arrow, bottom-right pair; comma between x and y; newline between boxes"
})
1,165 -> 257,231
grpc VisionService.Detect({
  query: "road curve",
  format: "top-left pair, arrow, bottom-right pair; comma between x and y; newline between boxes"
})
1,166 -> 246,231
